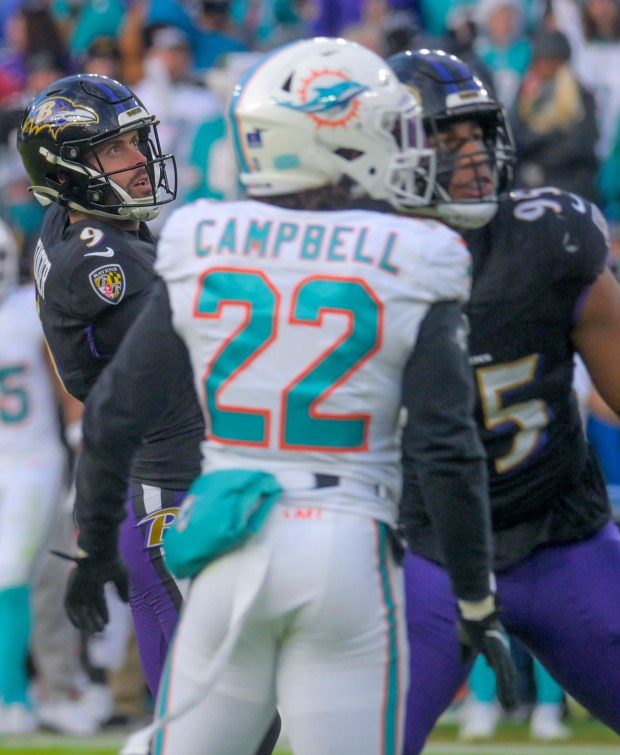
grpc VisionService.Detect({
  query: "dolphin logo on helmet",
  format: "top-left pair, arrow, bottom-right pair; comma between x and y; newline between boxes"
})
277,70 -> 369,129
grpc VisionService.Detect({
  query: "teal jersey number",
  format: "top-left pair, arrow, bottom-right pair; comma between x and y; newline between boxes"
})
195,269 -> 382,451
196,268 -> 279,445
0,364 -> 29,424
283,278 -> 381,450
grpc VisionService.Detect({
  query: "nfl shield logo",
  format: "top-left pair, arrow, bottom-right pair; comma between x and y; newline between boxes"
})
246,128 -> 263,148
89,264 -> 126,304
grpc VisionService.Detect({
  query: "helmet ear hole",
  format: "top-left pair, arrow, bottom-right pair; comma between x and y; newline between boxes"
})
333,148 -> 364,161
281,74 -> 293,92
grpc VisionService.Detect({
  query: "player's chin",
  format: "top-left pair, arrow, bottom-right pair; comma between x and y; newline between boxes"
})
129,184 -> 154,199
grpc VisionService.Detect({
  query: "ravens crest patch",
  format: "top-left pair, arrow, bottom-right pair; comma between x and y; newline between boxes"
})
89,264 -> 125,304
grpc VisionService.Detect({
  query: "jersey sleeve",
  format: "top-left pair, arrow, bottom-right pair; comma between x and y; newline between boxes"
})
553,195 -> 610,284
63,252 -> 153,321
397,217 -> 472,304
399,300 -> 493,602
74,278 -> 195,558
508,189 -> 610,285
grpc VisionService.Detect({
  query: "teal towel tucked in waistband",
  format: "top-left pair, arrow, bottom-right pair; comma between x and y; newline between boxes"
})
163,469 -> 282,579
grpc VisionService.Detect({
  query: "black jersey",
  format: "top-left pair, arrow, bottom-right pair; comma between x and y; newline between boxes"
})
407,189 -> 611,571
34,203 -> 203,489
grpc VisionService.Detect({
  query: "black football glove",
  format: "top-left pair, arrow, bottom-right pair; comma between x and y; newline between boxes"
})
64,554 -> 129,634
457,598 -> 519,711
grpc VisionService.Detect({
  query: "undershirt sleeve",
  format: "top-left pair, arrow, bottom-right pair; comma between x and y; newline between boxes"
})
75,278 -> 195,557
400,300 -> 493,601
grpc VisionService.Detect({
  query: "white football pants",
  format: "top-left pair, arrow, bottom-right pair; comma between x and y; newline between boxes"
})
153,503 -> 408,755
0,448 -> 66,588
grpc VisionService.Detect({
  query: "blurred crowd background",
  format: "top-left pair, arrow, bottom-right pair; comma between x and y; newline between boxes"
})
2,0 -> 620,262
1,0 -> 620,742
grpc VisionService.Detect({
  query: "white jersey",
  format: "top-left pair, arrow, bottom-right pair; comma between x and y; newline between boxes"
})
0,284 -> 62,456
157,200 -> 471,525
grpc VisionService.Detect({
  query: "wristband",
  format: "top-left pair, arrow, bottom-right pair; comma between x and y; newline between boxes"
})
458,594 -> 496,621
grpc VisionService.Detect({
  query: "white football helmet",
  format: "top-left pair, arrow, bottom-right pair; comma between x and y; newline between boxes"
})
229,37 -> 436,210
0,220 -> 19,305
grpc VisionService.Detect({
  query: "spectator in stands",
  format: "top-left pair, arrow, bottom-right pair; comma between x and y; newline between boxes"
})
310,0 -> 422,38
510,29 -> 600,204
439,5 -> 497,93
342,0 -> 393,54
51,0 -> 130,59
0,0 -> 20,46
141,0 -> 246,74
134,24 -> 227,233
233,0 -> 311,50
0,1 -> 72,101
475,0 -> 531,108
80,37 -> 123,79
553,0 -> 620,198
186,0 -> 246,72
600,118 -> 620,221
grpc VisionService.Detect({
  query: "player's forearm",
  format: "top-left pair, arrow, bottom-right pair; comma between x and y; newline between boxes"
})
74,441 -> 131,558
74,380 -> 147,556
75,281 -> 186,555
400,300 -> 495,601
403,456 -> 494,601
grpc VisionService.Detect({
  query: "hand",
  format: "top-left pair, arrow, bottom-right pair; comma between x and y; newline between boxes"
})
457,598 -> 519,711
65,554 -> 129,634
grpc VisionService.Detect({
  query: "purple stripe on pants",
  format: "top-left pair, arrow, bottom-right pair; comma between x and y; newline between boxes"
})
118,486 -> 187,696
404,521 -> 620,754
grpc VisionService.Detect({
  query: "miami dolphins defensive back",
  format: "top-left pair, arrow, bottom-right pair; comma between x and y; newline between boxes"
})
70,38 -> 516,755
0,221 -> 68,733
157,199 -> 470,527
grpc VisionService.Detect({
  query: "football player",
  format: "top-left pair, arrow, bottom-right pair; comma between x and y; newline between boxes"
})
389,49 -> 620,753
15,74 -> 204,698
0,220 -> 77,733
65,38 -> 517,754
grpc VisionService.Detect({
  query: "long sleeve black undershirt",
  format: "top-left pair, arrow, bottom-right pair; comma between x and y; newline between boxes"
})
400,301 -> 493,602
75,279 -> 195,557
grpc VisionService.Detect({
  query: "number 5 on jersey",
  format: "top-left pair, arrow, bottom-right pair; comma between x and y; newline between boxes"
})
194,268 -> 383,451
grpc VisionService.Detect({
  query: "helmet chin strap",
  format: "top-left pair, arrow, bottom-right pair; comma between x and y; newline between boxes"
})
117,205 -> 161,221
401,200 -> 498,230
64,198 -> 160,222
433,201 -> 498,230
110,179 -> 161,221
427,166 -> 499,230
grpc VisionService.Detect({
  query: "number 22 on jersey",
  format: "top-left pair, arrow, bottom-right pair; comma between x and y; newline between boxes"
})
195,268 -> 383,451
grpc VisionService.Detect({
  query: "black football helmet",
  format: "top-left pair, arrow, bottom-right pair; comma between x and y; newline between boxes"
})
17,74 -> 177,222
388,49 -> 515,229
